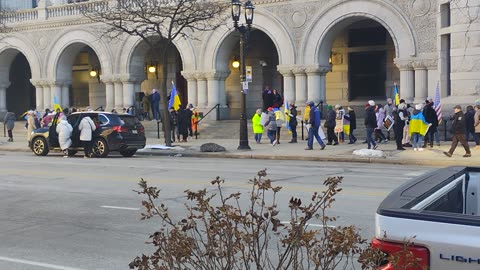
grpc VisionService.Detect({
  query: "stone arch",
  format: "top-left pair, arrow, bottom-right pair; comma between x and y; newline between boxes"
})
44,29 -> 113,81
0,34 -> 41,82
201,9 -> 296,71
117,34 -> 196,77
301,0 -> 417,66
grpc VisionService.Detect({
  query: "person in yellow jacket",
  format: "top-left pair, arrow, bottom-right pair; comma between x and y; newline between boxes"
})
190,105 -> 200,137
252,109 -> 264,143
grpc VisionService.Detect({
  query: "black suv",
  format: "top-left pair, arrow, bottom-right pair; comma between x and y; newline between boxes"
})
29,112 -> 146,157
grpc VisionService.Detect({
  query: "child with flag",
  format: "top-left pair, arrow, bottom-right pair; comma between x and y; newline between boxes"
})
409,104 -> 430,151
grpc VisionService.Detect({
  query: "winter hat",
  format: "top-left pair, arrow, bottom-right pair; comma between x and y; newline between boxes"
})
415,104 -> 422,110
347,107 -> 353,111
267,107 -> 273,111
368,100 -> 375,106
454,105 -> 462,110
306,101 -> 314,107
327,105 -> 333,110
398,103 -> 407,110
335,104 -> 341,109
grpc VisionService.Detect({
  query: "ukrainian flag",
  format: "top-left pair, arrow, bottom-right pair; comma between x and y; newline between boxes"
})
409,112 -> 430,136
394,83 -> 400,106
284,100 -> 291,133
168,82 -> 181,111
53,96 -> 62,112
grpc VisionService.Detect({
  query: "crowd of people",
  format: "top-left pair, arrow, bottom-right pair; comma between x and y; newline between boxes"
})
253,85 -> 480,158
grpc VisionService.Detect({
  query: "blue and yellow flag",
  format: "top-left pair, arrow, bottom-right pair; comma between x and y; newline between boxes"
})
284,100 -> 291,134
394,83 -> 400,106
53,96 -> 62,112
168,82 -> 181,111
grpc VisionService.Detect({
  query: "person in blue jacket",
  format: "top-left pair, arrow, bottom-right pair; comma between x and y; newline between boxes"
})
305,101 -> 326,150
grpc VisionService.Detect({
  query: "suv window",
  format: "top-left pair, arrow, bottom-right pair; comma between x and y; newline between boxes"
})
118,115 -> 139,127
68,114 -> 81,126
97,114 -> 109,126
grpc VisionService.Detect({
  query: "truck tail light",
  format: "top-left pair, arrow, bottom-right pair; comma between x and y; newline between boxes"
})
112,125 -> 129,133
371,238 -> 430,270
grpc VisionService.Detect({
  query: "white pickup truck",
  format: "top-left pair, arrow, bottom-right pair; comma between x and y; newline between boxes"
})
373,166 -> 480,270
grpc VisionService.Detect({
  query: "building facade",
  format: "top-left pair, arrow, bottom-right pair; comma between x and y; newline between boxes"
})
0,0 -> 478,119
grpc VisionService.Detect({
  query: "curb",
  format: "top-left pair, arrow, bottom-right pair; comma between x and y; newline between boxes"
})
135,150 -> 476,167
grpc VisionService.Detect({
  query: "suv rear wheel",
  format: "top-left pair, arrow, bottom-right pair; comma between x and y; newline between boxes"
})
32,137 -> 49,156
92,138 -> 109,158
120,149 -> 137,157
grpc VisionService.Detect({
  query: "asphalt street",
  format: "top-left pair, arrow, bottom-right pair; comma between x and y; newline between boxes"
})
0,152 -> 434,269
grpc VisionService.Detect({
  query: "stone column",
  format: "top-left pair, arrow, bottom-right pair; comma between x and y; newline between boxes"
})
278,66 -> 295,104
104,81 -> 115,112
182,71 -> 198,106
42,81 -> 52,110
122,79 -> 136,109
306,66 -> 330,104
51,83 -> 62,109
61,81 -> 70,108
217,71 -> 230,108
206,71 -> 222,121
31,81 -> 43,112
394,59 -> 414,103
0,82 -> 10,113
425,59 -> 439,99
413,61 -> 428,104
114,79 -> 123,110
293,67 -> 307,105
195,72 -> 208,108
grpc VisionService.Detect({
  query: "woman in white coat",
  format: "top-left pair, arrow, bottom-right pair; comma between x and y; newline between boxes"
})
56,115 -> 73,157
78,116 -> 96,158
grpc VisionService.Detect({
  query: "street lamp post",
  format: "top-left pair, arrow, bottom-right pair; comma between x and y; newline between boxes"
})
232,0 -> 254,150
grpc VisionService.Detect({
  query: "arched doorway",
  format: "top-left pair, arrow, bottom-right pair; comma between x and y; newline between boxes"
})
56,43 -> 105,110
224,29 -> 281,118
1,50 -> 35,116
127,40 -> 186,108
326,19 -> 398,104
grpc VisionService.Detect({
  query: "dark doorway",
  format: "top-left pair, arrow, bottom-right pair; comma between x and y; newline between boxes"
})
7,53 -> 35,116
348,51 -> 386,100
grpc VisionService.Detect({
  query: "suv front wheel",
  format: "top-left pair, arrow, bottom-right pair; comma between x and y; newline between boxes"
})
32,137 -> 49,156
92,138 -> 109,158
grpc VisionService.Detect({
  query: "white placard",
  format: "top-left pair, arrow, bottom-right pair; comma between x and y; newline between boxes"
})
246,66 -> 252,82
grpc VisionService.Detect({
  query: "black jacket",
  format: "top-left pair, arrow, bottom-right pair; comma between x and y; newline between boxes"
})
450,111 -> 466,134
344,110 -> 356,130
423,103 -> 438,128
325,109 -> 336,128
364,106 -> 377,128
289,107 -> 298,126
465,109 -> 475,133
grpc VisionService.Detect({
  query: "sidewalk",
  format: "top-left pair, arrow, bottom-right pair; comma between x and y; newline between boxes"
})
1,131 -> 479,167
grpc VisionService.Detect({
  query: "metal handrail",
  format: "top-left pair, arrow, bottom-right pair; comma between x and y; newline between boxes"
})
195,103 -> 220,139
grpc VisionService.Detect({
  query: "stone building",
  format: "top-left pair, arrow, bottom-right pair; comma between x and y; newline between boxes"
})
0,0 -> 478,119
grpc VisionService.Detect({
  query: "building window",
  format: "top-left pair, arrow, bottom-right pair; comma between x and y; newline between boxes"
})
440,3 -> 451,28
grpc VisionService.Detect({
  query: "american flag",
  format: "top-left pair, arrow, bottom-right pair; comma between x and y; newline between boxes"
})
434,82 -> 442,122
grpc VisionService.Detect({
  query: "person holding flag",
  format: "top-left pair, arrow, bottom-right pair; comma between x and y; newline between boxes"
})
168,82 -> 181,111
287,102 -> 298,143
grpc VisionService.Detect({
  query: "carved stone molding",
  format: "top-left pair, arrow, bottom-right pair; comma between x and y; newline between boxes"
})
292,67 -> 306,75
181,71 -> 196,81
305,65 -> 331,75
205,70 -> 230,80
194,72 -> 206,80
412,61 -> 427,70
276,65 -> 294,76
394,58 -> 414,70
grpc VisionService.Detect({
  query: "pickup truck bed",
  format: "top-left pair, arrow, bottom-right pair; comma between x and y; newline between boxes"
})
374,166 -> 480,270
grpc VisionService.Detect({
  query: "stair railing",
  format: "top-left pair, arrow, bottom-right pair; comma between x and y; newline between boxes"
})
194,104 -> 220,139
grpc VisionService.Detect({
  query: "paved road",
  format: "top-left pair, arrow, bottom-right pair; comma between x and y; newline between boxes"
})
0,152 -> 434,269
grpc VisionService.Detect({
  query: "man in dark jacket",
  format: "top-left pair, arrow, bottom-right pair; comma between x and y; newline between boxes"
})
262,85 -> 274,111
288,103 -> 298,143
444,105 -> 471,157
423,100 -> 438,148
325,105 -> 338,145
465,105 -> 476,142
305,101 -> 326,150
364,100 -> 378,150
344,107 -> 357,144
393,103 -> 408,150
